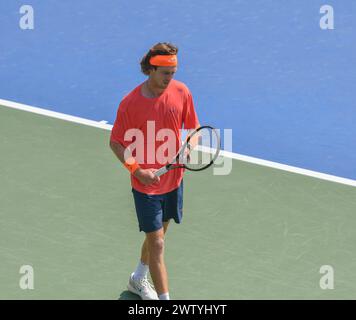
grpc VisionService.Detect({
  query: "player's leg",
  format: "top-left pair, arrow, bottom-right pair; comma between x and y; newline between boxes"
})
129,222 -> 169,299
149,181 -> 183,300
128,189 -> 165,300
129,185 -> 179,300
145,227 -> 169,298
140,220 -> 170,265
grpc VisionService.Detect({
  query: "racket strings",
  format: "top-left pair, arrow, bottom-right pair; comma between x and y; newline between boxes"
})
183,127 -> 220,170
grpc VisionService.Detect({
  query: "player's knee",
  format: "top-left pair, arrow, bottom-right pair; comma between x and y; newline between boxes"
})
148,237 -> 165,256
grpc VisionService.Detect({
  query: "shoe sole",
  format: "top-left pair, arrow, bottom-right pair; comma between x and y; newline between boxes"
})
127,283 -> 142,298
127,283 -> 158,300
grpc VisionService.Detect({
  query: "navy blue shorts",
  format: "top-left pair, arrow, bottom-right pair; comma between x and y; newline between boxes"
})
132,181 -> 183,233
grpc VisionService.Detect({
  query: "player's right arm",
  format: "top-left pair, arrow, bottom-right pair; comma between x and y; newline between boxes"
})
109,140 -> 159,186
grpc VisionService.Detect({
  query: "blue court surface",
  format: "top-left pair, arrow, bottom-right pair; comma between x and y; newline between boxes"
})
1,0 -> 355,180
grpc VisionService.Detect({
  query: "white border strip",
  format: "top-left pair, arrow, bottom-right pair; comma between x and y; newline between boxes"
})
1,98 -> 355,187
0,98 -> 113,131
220,150 -> 356,187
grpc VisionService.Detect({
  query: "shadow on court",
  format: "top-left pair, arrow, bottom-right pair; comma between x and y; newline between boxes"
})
118,291 -> 141,300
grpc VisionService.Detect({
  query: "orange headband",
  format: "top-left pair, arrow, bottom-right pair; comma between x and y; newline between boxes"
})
149,55 -> 178,67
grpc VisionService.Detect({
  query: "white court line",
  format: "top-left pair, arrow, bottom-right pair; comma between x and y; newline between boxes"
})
1,98 -> 355,188
0,98 -> 113,131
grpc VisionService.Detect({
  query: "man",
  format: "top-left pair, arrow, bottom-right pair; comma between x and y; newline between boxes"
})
110,42 -> 199,300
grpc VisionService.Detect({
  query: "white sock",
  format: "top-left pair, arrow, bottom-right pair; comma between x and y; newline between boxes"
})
159,292 -> 170,300
133,261 -> 149,280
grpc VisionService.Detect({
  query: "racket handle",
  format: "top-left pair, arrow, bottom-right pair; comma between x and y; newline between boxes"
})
155,166 -> 168,177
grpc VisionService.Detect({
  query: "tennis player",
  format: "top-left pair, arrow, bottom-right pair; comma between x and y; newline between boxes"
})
110,42 -> 199,300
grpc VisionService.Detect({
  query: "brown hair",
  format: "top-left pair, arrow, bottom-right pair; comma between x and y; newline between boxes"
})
140,42 -> 178,75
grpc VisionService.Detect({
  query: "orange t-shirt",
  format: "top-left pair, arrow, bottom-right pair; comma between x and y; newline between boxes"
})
110,79 -> 200,195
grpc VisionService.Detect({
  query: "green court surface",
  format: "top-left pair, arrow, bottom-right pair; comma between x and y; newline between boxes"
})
1,105 -> 356,300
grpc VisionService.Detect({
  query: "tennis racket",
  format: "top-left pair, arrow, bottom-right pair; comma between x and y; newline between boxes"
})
155,126 -> 221,177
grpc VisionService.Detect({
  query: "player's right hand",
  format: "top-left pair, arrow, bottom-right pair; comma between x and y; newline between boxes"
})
133,168 -> 160,186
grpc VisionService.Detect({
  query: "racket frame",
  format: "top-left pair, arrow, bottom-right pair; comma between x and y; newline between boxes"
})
155,126 -> 220,177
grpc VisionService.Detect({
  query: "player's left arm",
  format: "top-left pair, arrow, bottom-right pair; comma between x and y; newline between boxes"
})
182,90 -> 200,150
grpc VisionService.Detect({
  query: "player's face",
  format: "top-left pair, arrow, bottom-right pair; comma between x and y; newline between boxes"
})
151,66 -> 177,89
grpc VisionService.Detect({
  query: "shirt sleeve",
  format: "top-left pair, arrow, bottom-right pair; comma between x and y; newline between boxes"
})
110,101 -> 130,147
183,91 -> 200,129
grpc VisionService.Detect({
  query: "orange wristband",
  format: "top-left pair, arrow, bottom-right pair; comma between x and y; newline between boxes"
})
124,158 -> 140,174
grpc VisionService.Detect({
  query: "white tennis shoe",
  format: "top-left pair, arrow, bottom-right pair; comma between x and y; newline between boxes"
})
127,273 -> 158,300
